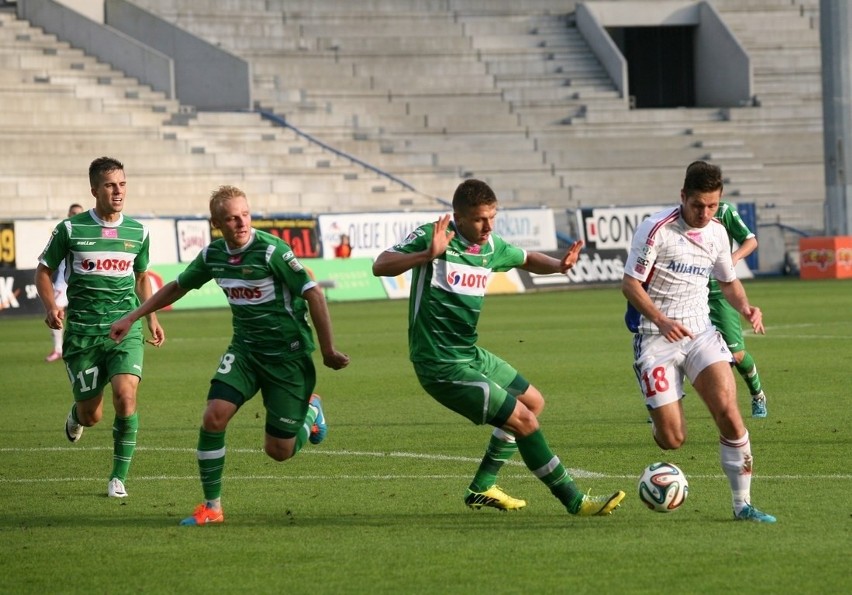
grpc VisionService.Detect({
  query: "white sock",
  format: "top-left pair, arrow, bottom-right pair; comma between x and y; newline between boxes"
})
51,328 -> 63,352
719,430 -> 752,513
492,427 -> 516,444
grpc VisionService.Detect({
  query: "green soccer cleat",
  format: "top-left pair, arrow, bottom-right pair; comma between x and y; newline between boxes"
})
751,391 -> 768,418
464,485 -> 527,511
572,490 -> 626,516
734,504 -> 776,523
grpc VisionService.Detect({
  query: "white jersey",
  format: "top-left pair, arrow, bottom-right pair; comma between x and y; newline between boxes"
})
624,206 -> 735,335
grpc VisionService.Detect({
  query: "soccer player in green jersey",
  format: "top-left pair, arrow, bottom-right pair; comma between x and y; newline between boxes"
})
35,157 -> 165,499
110,185 -> 350,526
710,202 -> 768,417
372,179 -> 625,516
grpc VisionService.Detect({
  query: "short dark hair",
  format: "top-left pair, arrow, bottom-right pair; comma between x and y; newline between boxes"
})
682,161 -> 723,197
452,179 -> 497,212
89,157 -> 124,188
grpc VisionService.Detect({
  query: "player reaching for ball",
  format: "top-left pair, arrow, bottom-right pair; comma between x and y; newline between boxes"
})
372,179 -> 625,517
110,185 -> 349,525
622,161 -> 776,523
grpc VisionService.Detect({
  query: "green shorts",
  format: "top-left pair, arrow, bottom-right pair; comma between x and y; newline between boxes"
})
209,345 -> 317,439
413,347 -> 529,427
709,295 -> 746,353
63,329 -> 145,401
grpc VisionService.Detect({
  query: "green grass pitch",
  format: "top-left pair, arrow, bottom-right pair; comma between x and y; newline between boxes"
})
1,278 -> 849,593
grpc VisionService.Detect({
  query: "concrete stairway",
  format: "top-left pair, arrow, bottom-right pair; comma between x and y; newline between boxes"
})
0,10 -> 434,219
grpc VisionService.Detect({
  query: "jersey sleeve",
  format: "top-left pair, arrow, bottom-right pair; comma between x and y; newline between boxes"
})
134,225 -> 151,273
491,238 -> 526,272
38,221 -> 71,271
269,242 -> 317,296
712,230 -> 736,283
719,202 -> 755,245
623,217 -> 658,282
389,223 -> 432,254
177,248 -> 214,290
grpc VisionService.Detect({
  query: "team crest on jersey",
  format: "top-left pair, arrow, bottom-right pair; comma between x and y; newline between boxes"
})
228,255 -> 242,265
101,228 -> 118,239
686,230 -> 703,244
283,251 -> 304,272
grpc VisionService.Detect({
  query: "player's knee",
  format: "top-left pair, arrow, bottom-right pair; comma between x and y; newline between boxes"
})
653,429 -> 686,450
504,404 -> 540,437
519,385 -> 545,417
264,442 -> 295,462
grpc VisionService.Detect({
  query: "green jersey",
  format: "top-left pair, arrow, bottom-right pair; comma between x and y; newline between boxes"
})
38,209 -> 150,336
391,221 -> 526,364
177,229 -> 317,358
708,202 -> 755,299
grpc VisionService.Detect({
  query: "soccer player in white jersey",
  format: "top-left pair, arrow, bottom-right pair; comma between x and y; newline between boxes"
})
110,185 -> 349,526
373,179 -> 625,517
44,203 -> 84,363
35,157 -> 165,499
622,161 -> 776,523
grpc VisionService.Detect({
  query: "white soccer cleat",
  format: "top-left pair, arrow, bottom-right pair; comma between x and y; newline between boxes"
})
65,410 -> 83,443
108,478 -> 128,498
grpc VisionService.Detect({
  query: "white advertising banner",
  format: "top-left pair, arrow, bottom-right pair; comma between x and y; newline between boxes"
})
318,208 -> 557,259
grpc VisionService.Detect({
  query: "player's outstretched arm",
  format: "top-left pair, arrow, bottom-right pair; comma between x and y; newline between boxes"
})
521,240 -> 583,274
110,280 -> 189,344
303,285 -> 350,370
372,214 -> 454,277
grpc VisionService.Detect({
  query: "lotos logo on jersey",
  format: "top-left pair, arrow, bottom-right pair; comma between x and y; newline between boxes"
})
434,261 -> 490,297
218,277 -> 274,305
225,286 -> 263,300
446,271 -> 488,289
78,254 -> 134,276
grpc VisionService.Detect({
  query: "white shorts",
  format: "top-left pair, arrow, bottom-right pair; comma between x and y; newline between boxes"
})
631,329 -> 733,410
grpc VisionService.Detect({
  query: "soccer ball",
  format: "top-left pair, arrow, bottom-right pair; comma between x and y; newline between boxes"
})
638,462 -> 689,512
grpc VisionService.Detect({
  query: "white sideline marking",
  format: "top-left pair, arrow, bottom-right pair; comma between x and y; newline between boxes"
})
1,446 -> 850,482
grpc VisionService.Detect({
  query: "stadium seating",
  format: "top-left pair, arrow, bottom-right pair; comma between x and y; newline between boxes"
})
0,0 -> 824,234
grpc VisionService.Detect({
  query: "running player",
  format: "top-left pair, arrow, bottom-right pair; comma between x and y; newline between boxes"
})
110,185 -> 349,525
372,179 -> 625,517
622,160 -> 775,523
35,157 -> 164,499
710,202 -> 768,417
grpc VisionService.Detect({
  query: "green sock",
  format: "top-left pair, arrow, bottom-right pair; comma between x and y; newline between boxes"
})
516,429 -> 584,513
70,403 -> 80,424
469,430 -> 518,493
110,412 -> 138,481
294,403 -> 319,454
736,352 -> 763,396
197,428 -> 226,501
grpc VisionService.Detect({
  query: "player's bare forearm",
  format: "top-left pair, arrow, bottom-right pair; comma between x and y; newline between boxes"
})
111,281 -> 186,343
731,237 -> 758,265
719,279 -> 764,334
372,250 -> 427,277
522,241 -> 583,274
34,264 -> 62,328
304,286 -> 350,370
372,214 -> 454,277
622,275 -> 693,341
